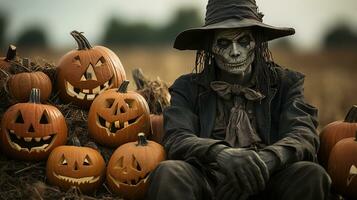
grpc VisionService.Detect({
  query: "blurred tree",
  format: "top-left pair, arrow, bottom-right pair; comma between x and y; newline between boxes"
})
159,8 -> 203,43
16,27 -> 48,48
102,7 -> 203,46
0,13 -> 6,48
102,18 -> 157,46
323,24 -> 357,50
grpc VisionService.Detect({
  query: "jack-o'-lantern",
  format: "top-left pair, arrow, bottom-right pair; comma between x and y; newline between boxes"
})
318,105 -> 357,168
106,133 -> 165,200
88,81 -> 151,147
328,132 -> 357,199
0,88 -> 67,160
57,30 -> 126,108
46,145 -> 106,194
8,71 -> 52,102
0,45 -> 16,71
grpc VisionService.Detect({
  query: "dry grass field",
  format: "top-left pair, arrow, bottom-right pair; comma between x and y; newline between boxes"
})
20,46 -> 357,129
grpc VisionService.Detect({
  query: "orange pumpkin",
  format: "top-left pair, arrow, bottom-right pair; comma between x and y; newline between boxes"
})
57,30 -> 126,108
0,45 -> 16,71
46,145 -> 106,194
88,81 -> 151,147
0,88 -> 67,160
8,71 -> 52,102
318,105 -> 357,168
328,133 -> 357,199
106,133 -> 165,200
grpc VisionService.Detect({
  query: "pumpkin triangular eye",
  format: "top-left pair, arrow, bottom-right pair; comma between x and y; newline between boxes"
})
83,155 -> 91,166
15,111 -> 24,124
115,156 -> 124,169
124,99 -> 136,109
105,98 -> 115,108
60,154 -> 68,165
95,57 -> 105,67
132,155 -> 142,171
40,110 -> 49,124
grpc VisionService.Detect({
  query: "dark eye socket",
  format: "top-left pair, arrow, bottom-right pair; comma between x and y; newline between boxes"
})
217,38 -> 231,47
238,35 -> 252,46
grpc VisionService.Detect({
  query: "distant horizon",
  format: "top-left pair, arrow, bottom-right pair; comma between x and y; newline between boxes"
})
1,0 -> 357,50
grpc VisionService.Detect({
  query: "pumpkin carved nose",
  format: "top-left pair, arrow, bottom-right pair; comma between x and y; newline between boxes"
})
28,124 -> 35,133
74,161 -> 79,171
81,64 -> 97,81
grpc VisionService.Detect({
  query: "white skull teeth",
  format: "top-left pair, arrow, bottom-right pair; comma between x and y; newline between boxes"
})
6,129 -> 55,153
97,115 -> 140,136
53,173 -> 100,185
65,77 -> 113,100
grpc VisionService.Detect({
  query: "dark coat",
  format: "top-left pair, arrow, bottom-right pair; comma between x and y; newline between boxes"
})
162,64 -> 319,166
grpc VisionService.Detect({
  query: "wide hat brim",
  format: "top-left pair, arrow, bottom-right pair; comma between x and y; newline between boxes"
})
174,18 -> 295,50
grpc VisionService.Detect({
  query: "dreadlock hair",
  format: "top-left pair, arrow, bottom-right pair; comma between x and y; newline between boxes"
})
193,29 -> 278,96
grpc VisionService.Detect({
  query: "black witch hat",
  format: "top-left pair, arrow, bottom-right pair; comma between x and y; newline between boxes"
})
174,0 -> 295,50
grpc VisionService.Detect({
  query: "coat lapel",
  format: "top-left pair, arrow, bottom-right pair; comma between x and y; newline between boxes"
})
198,90 -> 216,138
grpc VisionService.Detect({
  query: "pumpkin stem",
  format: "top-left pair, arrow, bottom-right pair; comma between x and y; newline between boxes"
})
70,31 -> 87,50
5,45 -> 16,61
344,105 -> 357,123
29,88 -> 41,104
137,133 -> 148,146
76,31 -> 92,49
117,80 -> 130,93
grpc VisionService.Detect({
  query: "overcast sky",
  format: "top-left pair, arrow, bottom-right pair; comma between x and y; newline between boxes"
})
1,0 -> 357,50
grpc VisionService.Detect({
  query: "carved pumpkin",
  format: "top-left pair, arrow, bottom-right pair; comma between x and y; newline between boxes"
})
106,133 -> 165,200
57,30 -> 126,108
0,45 -> 16,71
318,105 -> 357,168
88,81 -> 151,147
46,145 -> 106,194
8,71 -> 52,102
150,114 -> 164,143
328,133 -> 357,199
0,88 -> 67,160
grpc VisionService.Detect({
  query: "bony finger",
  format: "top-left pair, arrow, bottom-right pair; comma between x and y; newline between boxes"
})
254,155 -> 270,182
235,169 -> 253,194
244,165 -> 260,193
248,162 -> 266,192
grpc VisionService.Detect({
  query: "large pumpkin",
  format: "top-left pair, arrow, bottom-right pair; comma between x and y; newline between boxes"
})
46,145 -> 106,194
0,45 -> 16,71
88,81 -> 151,147
328,133 -> 357,199
106,133 -> 165,200
318,105 -> 357,168
0,88 -> 68,160
57,30 -> 126,108
8,71 -> 52,102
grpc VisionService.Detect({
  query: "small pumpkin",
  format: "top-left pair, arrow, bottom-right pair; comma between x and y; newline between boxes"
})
0,45 -> 16,71
318,105 -> 357,168
328,132 -> 357,199
0,88 -> 67,160
46,145 -> 106,194
106,133 -> 165,200
8,71 -> 52,102
88,81 -> 151,147
57,30 -> 126,108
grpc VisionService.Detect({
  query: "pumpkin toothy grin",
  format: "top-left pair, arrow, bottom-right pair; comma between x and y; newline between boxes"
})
108,172 -> 150,187
53,172 -> 100,185
6,129 -> 56,152
65,77 -> 113,100
96,114 -> 142,136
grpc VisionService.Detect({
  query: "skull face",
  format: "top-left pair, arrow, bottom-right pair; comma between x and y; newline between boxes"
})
212,28 -> 256,75
46,146 -> 106,194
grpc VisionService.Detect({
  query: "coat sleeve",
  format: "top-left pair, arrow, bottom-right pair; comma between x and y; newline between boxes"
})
162,75 -> 228,163
262,71 -> 319,169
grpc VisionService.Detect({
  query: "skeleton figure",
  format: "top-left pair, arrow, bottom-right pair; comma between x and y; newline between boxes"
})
147,0 -> 332,200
